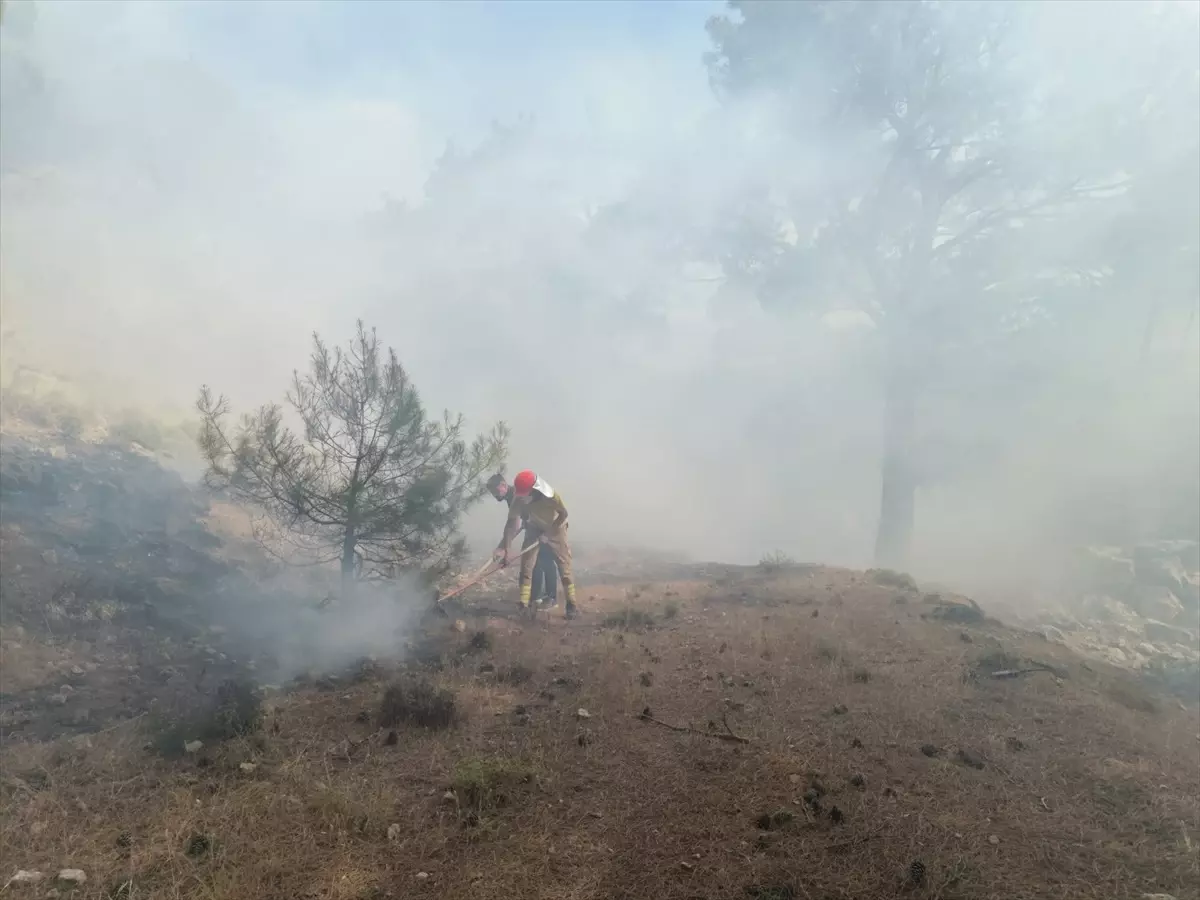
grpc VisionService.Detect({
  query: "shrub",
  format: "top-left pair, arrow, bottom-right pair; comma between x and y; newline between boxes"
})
451,756 -> 535,819
146,677 -> 264,758
207,678 -> 265,739
379,678 -> 458,729
759,550 -> 795,573
467,630 -> 493,653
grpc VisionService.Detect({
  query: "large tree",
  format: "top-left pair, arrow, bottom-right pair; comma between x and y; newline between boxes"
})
704,0 -> 1199,565
197,321 -> 508,592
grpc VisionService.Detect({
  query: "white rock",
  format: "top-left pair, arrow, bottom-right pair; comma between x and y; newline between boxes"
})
387,823 -> 401,842
415,871 -> 430,880
576,708 -> 591,719
442,790 -> 457,804
9,870 -> 45,884
183,740 -> 203,754
1042,625 -> 1066,643
1145,619 -> 1198,647
238,762 -> 256,773
57,869 -> 87,884
987,835 -> 1000,845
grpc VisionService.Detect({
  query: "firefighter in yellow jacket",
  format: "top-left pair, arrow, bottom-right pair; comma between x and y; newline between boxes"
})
493,469 -> 577,618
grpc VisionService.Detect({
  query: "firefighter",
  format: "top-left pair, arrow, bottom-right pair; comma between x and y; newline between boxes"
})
486,473 -> 559,608
492,469 -> 577,618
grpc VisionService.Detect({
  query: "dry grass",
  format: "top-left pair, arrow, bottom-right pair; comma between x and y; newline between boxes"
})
2,568 -> 1199,900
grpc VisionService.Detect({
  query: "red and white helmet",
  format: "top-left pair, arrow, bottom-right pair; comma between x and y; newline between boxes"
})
513,469 -> 554,498
513,470 -> 537,497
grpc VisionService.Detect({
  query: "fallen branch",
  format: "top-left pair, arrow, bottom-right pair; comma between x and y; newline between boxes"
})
826,826 -> 885,853
636,708 -> 750,744
991,665 -> 1055,679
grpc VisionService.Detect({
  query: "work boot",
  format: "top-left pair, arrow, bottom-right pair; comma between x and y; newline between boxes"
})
564,602 -> 578,620
518,584 -> 532,615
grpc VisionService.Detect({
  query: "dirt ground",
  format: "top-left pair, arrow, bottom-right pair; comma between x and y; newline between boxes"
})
3,565 -> 1198,900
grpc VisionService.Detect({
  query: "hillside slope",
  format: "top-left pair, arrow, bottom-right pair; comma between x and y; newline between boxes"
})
1,438 -> 1198,900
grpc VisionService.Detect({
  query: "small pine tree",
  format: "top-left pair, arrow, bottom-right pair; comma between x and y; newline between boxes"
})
197,320 -> 507,593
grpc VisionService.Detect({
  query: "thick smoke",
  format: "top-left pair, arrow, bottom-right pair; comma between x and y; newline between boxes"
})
2,0 -> 1197,622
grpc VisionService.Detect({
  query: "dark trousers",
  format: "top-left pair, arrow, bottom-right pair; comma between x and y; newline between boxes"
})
531,544 -> 559,602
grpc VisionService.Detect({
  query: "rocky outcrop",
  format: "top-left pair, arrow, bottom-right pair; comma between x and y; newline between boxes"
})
1034,541 -> 1200,702
1073,542 -> 1199,626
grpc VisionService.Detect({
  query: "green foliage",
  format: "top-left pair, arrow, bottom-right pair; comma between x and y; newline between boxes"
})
197,321 -> 507,586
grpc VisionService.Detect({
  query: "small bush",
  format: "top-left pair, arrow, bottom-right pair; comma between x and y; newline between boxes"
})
207,678 -> 265,739
759,550 -> 795,573
467,630 -> 493,653
185,833 -> 213,858
451,756 -> 535,818
145,715 -> 192,759
852,667 -> 871,684
146,677 -> 264,758
663,601 -> 680,620
379,678 -> 459,729
602,607 -> 656,631
754,809 -> 795,831
868,568 -> 918,591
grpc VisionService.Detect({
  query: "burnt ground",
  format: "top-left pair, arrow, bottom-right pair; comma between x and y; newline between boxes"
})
0,433 -> 279,742
2,437 -> 1199,900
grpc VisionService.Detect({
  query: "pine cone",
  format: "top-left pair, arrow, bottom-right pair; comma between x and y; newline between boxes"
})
908,860 -> 927,886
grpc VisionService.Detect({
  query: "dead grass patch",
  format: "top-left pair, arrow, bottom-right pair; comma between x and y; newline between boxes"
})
868,567 -> 918,591
3,564 -> 1199,900
495,663 -> 535,685
451,755 -> 536,821
1104,675 -> 1161,714
601,607 -> 655,631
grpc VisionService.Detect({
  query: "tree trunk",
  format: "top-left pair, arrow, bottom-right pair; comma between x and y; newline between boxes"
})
873,361 -> 918,569
340,526 -> 357,597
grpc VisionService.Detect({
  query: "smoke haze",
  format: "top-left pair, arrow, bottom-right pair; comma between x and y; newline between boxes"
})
2,0 -> 1197,601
